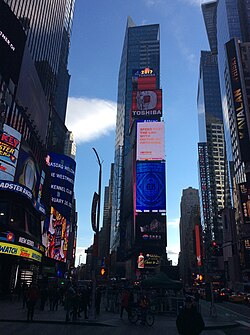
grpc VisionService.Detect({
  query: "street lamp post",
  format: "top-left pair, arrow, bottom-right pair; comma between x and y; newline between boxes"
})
89,148 -> 102,320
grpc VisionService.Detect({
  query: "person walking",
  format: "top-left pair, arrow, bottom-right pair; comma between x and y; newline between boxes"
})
176,296 -> 205,335
120,289 -> 129,318
26,283 -> 40,321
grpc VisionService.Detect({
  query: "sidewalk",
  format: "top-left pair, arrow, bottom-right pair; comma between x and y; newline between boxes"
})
0,297 -> 239,330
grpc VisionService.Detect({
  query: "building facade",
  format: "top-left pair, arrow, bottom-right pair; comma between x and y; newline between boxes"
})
0,0 -> 76,293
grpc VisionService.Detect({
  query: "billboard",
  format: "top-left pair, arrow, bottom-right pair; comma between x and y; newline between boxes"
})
137,252 -> 160,269
136,214 -> 166,243
136,161 -> 166,212
226,39 -> 250,162
195,224 -> 202,267
0,124 -> 21,181
137,122 -> 165,161
0,1 -> 26,84
132,90 -> 162,119
0,125 -> 46,214
47,153 -> 76,221
42,207 -> 69,263
238,181 -> 250,225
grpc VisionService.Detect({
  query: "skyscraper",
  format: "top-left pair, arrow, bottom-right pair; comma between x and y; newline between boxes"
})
0,0 -> 76,293
110,18 -> 166,279
197,50 -> 228,275
179,187 -> 200,285
202,0 -> 250,284
111,18 -> 160,252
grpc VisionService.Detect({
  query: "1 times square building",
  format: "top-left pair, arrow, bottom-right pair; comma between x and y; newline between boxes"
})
110,18 -> 167,280
0,0 -> 76,294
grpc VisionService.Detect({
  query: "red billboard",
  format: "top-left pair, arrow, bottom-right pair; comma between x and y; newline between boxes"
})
195,224 -> 202,267
132,89 -> 162,119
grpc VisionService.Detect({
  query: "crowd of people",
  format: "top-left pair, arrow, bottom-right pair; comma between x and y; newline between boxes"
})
19,280 -> 205,334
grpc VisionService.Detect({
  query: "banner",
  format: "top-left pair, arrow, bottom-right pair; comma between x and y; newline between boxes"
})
0,241 -> 42,262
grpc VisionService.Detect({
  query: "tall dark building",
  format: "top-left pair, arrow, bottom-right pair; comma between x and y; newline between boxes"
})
0,0 -> 76,293
202,0 -> 250,287
197,51 -> 229,276
110,18 -> 167,279
179,187 -> 200,285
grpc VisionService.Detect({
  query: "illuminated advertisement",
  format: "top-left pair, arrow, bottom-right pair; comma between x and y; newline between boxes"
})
47,153 -> 76,221
0,229 -> 44,253
0,241 -> 42,262
195,224 -> 202,267
132,89 -> 162,119
43,207 -> 69,263
137,252 -> 160,269
136,162 -> 166,212
132,68 -> 155,77
238,181 -> 250,225
226,39 -> 250,162
0,1 -> 26,84
0,124 -> 21,181
137,122 -> 165,161
136,214 -> 166,243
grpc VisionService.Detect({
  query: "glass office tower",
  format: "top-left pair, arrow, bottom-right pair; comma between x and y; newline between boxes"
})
110,18 -> 160,258
4,0 -> 75,123
197,51 -> 229,274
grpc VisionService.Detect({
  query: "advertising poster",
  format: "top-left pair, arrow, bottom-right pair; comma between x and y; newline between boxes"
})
43,207 -> 69,263
137,122 -> 165,161
132,89 -> 162,119
136,214 -> 166,243
137,252 -> 160,269
47,153 -> 76,221
0,124 -> 21,181
226,39 -> 250,162
238,181 -> 250,225
136,161 -> 166,212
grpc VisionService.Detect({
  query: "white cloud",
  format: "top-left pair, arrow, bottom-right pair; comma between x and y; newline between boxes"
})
143,0 -> 163,7
180,0 -> 210,6
167,218 -> 180,228
66,97 -> 116,144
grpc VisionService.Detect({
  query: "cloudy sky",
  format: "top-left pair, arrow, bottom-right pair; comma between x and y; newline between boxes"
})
66,0 -> 211,265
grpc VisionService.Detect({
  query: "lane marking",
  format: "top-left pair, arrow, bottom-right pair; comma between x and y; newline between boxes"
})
236,320 -> 250,328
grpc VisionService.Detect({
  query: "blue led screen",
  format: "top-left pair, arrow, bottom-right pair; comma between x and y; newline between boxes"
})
136,162 -> 166,212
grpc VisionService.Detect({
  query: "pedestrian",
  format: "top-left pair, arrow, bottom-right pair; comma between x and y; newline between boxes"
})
65,285 -> 76,321
176,296 -> 205,335
138,292 -> 150,325
26,283 -> 40,321
120,289 -> 129,318
95,287 -> 102,315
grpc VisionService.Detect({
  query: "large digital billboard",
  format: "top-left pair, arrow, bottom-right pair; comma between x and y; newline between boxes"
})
136,213 -> 166,243
136,161 -> 166,212
226,39 -> 250,162
238,181 -> 250,225
42,207 -> 69,263
132,90 -> 162,119
137,122 -> 165,161
0,124 -> 21,181
0,1 -> 26,84
137,252 -> 160,269
47,153 -> 76,221
0,125 -> 46,214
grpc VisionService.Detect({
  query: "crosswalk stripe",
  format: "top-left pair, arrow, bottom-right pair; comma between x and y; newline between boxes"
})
236,320 -> 250,328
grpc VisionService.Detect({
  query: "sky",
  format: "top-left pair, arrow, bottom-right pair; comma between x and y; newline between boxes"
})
65,0 -> 211,266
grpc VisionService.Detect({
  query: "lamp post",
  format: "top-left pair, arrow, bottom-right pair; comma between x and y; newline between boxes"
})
89,148 -> 102,320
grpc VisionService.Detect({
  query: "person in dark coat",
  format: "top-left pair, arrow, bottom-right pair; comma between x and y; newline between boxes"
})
176,296 -> 205,335
26,283 -> 40,321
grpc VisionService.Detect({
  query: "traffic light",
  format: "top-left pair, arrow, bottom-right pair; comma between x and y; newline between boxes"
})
100,267 -> 106,276
211,241 -> 220,255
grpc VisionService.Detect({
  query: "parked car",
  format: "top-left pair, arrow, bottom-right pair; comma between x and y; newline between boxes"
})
228,292 -> 245,303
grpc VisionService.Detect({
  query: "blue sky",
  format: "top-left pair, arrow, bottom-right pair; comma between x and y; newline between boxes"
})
65,0 -> 210,266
